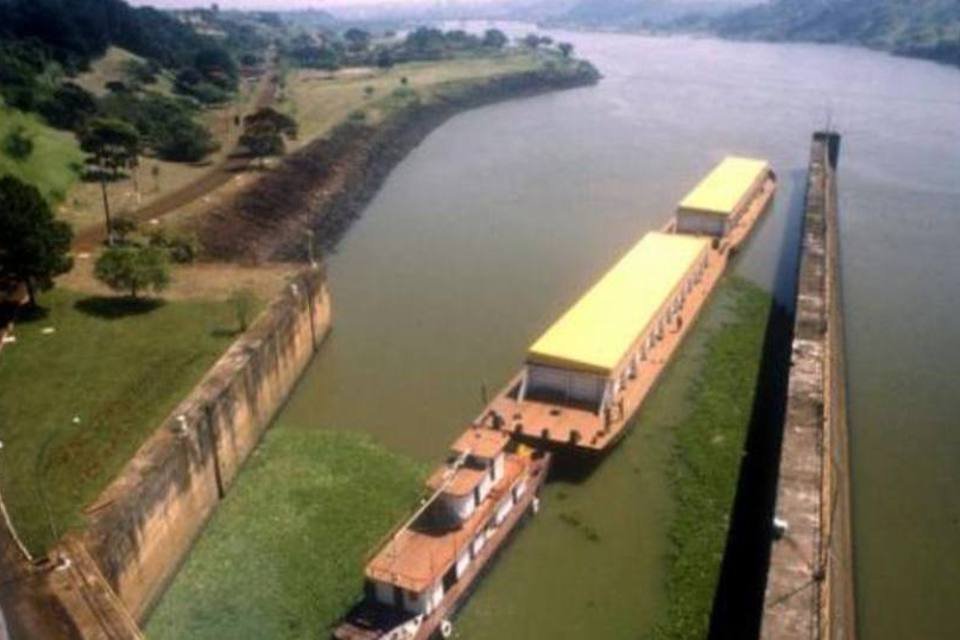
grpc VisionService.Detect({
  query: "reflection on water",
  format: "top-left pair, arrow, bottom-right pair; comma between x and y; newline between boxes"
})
278,25 -> 960,639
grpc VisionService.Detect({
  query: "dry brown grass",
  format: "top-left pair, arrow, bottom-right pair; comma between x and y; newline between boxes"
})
59,253 -> 298,301
284,53 -> 540,145
59,73 -> 261,234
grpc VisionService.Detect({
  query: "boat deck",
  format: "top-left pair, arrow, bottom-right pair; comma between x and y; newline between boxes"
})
333,453 -> 551,640
477,176 -> 775,452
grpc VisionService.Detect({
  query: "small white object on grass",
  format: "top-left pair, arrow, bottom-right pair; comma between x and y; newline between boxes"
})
41,327 -> 56,335
149,218 -> 160,225
1,335 -> 15,344
77,252 -> 91,259
72,416 -> 81,425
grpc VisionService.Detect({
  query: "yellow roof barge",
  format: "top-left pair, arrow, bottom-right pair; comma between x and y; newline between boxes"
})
334,155 -> 775,640
477,156 -> 776,453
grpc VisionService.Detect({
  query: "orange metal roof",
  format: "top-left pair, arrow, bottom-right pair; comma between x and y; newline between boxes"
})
425,465 -> 487,496
366,456 -> 526,593
450,428 -> 509,459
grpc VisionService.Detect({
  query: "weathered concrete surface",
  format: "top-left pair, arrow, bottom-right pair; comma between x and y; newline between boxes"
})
761,133 -> 856,640
0,266 -> 332,639
62,266 -> 331,626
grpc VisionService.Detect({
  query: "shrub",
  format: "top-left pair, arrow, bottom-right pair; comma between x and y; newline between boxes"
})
94,245 -> 170,298
147,228 -> 198,264
228,288 -> 256,332
109,217 -> 138,244
2,125 -> 34,160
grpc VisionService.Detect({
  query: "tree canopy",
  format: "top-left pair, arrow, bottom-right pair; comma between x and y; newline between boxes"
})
94,245 -> 170,298
0,175 -> 74,305
240,107 -> 298,166
79,117 -> 141,179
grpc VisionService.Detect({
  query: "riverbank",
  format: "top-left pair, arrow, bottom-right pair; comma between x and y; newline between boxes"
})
197,55 -> 600,262
145,428 -> 425,640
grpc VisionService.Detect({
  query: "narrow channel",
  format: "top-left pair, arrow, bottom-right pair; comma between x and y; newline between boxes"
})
170,25 -> 960,639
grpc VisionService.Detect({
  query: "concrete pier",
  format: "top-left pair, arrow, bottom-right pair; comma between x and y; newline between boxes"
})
760,132 -> 856,640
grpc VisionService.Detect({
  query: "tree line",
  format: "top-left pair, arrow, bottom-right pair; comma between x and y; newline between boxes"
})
284,26 -> 575,71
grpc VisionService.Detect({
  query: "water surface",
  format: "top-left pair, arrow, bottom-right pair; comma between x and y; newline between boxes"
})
277,27 -> 960,639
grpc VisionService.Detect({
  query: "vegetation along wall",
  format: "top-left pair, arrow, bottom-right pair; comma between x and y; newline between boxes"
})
60,266 -> 331,623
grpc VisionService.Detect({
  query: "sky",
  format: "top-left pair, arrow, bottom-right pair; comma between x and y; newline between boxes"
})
128,0 -> 494,8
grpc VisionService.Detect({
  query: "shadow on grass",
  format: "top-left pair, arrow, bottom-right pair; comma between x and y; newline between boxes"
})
210,327 -> 243,339
74,296 -> 166,319
4,301 -> 49,324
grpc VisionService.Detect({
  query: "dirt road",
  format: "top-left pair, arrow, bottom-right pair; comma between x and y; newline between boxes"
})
73,69 -> 278,251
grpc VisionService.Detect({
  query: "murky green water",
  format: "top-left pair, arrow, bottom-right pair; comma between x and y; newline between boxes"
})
274,26 -> 958,639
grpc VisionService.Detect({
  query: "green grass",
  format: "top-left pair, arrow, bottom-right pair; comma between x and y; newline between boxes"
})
73,46 -> 175,97
650,277 -> 772,640
0,104 -> 83,202
145,428 -> 426,640
0,288 -> 246,554
286,52 -> 542,144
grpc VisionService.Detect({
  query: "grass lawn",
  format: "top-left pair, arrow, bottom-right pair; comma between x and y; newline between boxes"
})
285,52 -> 542,144
0,103 -> 83,202
0,288 -> 249,554
649,277 -> 772,639
145,428 -> 426,640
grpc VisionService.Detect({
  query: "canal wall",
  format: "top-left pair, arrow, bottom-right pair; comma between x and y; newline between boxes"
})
46,265 -> 331,631
760,132 -> 856,640
199,61 -> 601,263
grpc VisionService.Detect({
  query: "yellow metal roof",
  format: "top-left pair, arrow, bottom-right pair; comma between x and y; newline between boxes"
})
678,156 -> 769,216
528,232 -> 709,375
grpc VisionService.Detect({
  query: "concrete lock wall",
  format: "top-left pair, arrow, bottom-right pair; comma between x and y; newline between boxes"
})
68,266 -> 331,624
760,133 -> 856,640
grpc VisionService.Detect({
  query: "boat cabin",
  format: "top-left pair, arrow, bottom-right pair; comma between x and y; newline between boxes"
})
675,156 -> 772,237
364,429 -> 531,617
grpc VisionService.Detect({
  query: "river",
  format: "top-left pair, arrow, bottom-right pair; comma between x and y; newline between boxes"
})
276,25 -> 960,639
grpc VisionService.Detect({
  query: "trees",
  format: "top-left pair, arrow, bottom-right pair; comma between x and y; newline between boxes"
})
239,107 -> 298,168
98,92 -> 218,162
94,246 -> 169,299
0,176 -> 73,306
194,46 -> 238,90
523,33 -> 546,49
376,48 -> 395,69
344,28 -> 371,52
482,29 -> 508,49
79,118 -> 141,245
558,42 -> 575,58
38,82 -> 97,131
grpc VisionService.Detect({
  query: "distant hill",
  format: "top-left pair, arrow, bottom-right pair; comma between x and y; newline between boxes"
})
541,0 -> 759,30
713,0 -> 960,67
0,0 -> 209,72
